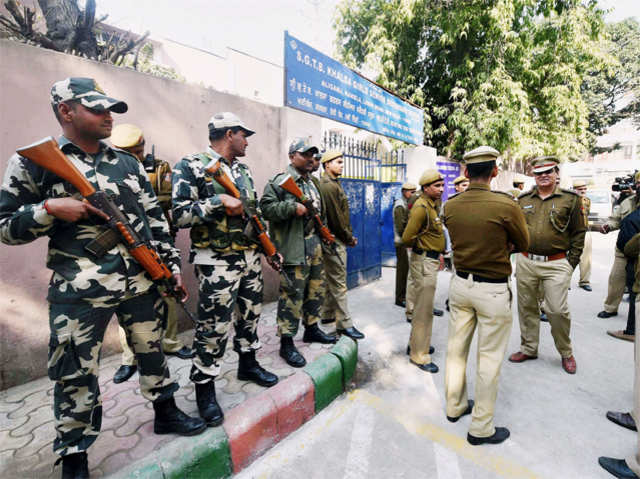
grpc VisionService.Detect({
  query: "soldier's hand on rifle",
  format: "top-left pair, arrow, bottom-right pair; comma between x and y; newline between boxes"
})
294,203 -> 307,217
266,252 -> 284,272
170,273 -> 189,302
220,194 -> 244,216
44,197 -> 108,222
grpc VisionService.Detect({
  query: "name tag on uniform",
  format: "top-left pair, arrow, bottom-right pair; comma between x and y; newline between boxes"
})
523,205 -> 533,209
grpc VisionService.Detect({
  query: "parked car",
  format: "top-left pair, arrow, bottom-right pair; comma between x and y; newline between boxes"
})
586,189 -> 614,227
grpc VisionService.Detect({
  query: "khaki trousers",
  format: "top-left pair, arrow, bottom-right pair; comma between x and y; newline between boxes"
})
321,240 -> 353,329
604,248 -> 628,313
516,254 -> 573,358
409,254 -> 440,365
627,295 -> 640,475
395,244 -> 409,303
405,250 -> 422,320
445,274 -> 513,437
120,297 -> 184,366
578,232 -> 592,286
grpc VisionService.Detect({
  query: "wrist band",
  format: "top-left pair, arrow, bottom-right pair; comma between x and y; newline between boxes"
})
44,200 -> 53,215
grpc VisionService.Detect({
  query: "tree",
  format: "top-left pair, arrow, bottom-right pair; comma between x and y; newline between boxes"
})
335,0 -> 609,166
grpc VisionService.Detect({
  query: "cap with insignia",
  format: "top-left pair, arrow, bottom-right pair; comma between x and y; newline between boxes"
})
288,137 -> 319,155
321,150 -> 343,164
208,112 -> 254,136
453,175 -> 469,185
572,179 -> 587,188
531,156 -> 560,174
401,182 -> 417,191
462,146 -> 500,164
419,169 -> 444,186
50,77 -> 128,113
110,124 -> 144,148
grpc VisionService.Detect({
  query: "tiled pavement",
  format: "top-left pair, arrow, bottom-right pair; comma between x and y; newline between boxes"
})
0,302 -> 335,478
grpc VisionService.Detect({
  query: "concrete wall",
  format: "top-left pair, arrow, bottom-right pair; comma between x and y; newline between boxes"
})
0,40 -> 321,389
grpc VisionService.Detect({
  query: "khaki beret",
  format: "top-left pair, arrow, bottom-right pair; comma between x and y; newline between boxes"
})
573,179 -> 587,188
321,150 -> 343,164
401,182 -> 417,191
110,124 -> 144,148
453,175 -> 469,185
531,156 -> 560,174
462,146 -> 499,164
419,169 -> 444,187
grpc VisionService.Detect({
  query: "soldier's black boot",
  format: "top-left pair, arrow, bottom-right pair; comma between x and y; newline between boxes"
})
153,396 -> 207,434
194,382 -> 224,427
237,350 -> 279,387
280,336 -> 307,367
60,452 -> 89,479
303,323 -> 337,344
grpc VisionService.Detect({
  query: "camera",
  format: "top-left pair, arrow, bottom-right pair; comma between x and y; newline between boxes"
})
612,171 -> 638,192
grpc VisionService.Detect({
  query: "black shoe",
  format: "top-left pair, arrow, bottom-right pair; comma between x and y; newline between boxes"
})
113,365 -> 137,384
154,396 -> 208,434
60,452 -> 89,479
598,310 -> 618,319
606,411 -> 637,431
303,323 -> 337,344
165,346 -> 194,360
447,400 -> 474,422
433,308 -> 444,316
280,337 -> 307,367
539,312 -> 548,322
406,345 -> 434,355
598,457 -> 639,478
321,318 -> 336,324
237,351 -> 278,387
395,300 -> 406,307
410,360 -> 438,373
337,326 -> 365,340
194,382 -> 224,427
580,284 -> 593,292
467,427 -> 510,446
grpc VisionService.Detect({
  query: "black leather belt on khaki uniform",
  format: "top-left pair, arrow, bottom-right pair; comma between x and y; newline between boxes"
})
413,247 -> 441,260
456,271 -> 508,284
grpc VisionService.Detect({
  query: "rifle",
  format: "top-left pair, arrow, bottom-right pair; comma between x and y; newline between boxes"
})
16,137 -> 197,323
277,174 -> 344,265
206,160 -> 294,289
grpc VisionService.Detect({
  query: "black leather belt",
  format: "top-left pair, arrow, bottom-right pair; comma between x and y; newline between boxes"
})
456,271 -> 508,283
413,248 -> 441,260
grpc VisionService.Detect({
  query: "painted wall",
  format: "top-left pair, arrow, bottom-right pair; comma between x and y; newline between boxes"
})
0,40 -> 321,389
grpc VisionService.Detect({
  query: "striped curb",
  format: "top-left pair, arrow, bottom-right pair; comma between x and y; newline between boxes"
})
111,337 -> 357,478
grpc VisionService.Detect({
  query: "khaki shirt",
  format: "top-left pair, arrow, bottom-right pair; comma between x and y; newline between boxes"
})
318,172 -> 354,244
606,194 -> 640,231
518,186 -> 586,267
393,197 -> 409,245
444,184 -> 529,279
580,196 -> 591,225
402,193 -> 445,252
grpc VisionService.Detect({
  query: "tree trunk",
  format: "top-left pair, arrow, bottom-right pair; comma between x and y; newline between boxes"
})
37,0 -> 98,56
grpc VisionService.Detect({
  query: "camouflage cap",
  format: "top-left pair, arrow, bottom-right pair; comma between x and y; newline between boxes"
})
419,169 -> 444,186
208,112 -> 255,136
462,146 -> 500,165
401,182 -> 417,191
50,77 -> 128,113
110,124 -> 144,148
288,137 -> 319,155
321,150 -> 343,164
531,156 -> 560,174
453,175 -> 469,185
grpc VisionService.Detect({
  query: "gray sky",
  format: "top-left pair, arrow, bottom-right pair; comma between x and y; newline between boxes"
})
95,0 -> 638,66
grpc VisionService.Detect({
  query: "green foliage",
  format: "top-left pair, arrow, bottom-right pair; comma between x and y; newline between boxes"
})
335,0 -> 611,163
121,42 -> 185,82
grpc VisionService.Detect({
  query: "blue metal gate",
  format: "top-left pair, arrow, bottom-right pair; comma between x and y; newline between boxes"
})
380,150 -> 407,266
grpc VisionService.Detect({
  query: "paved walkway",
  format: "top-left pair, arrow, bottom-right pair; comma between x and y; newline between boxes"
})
0,304 -> 335,478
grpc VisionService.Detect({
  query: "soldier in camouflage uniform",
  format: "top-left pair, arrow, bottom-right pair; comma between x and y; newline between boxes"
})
172,112 -> 278,427
0,78 -> 205,479
110,124 -> 194,385
260,138 -> 338,368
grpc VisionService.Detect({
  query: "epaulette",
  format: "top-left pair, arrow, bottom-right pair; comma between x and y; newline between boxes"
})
447,191 -> 462,200
491,190 -> 517,200
560,188 -> 580,197
518,188 -> 535,197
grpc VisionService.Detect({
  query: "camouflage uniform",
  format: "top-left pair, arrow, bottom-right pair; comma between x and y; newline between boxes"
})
0,136 -> 179,456
260,164 -> 325,336
172,147 -> 262,383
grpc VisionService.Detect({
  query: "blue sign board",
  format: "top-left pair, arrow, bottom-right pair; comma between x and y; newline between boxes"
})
437,160 -> 462,202
284,31 -> 424,145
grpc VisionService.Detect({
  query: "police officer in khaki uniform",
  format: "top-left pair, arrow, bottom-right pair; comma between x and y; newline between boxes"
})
393,182 -> 417,307
453,175 -> 470,193
109,124 -> 194,385
443,146 -> 529,446
402,169 -> 445,373
598,173 -> 640,318
508,175 -> 526,198
573,179 -> 592,291
509,156 -> 586,374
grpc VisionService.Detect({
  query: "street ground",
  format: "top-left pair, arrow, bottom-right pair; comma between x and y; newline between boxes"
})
238,232 -> 635,479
